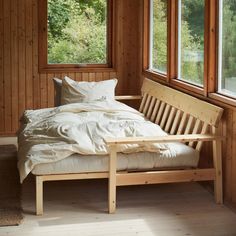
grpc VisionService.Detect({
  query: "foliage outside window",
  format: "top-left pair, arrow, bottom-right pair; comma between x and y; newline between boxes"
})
150,0 -> 168,74
178,0 -> 205,86
47,0 -> 108,65
218,0 -> 236,97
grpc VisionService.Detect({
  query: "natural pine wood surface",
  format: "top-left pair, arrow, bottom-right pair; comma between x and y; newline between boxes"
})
1,179 -> 236,236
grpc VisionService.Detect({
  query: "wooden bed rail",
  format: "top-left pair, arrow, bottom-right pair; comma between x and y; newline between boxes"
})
106,134 -> 223,213
115,95 -> 142,101
105,134 -> 224,145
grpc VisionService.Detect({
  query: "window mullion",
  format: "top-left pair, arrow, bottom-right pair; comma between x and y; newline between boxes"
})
177,0 -> 182,80
206,0 -> 217,95
167,0 -> 177,82
150,0 -> 154,70
217,0 -> 223,93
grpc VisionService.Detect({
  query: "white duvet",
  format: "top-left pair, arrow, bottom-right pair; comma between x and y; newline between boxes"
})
18,100 -> 169,182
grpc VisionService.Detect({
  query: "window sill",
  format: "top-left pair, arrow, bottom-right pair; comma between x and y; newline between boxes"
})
143,70 -> 168,84
38,66 -> 116,74
209,93 -> 236,107
171,79 -> 204,96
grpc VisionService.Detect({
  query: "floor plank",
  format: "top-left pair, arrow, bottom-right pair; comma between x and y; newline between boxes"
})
1,179 -> 236,236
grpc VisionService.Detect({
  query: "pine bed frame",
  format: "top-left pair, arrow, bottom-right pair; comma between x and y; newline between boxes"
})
35,78 -> 224,215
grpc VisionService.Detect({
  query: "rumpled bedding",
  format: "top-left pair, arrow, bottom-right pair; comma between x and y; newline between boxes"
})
18,100 -> 169,182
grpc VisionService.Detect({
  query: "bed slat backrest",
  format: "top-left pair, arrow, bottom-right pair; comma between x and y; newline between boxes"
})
139,79 -> 224,151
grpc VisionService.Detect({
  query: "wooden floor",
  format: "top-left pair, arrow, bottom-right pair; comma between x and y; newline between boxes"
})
1,178 -> 236,236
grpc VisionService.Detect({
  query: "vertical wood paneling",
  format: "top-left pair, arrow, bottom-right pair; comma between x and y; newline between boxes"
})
18,0 -> 26,121
95,72 -> 103,82
25,0 -> 33,109
0,0 -> 4,132
110,71 -> 117,79
103,72 -> 110,80
55,73 -> 62,80
68,73 -> 75,80
127,0 -> 141,95
40,74 -> 48,108
32,0 -> 40,110
82,73 -> 89,82
3,0 -> 12,132
89,72 -> 95,82
11,0 -> 19,131
115,0 -> 124,95
47,74 -> 55,108
75,73 -> 82,81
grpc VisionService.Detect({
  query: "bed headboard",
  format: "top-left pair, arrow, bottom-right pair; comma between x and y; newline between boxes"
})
139,79 -> 224,150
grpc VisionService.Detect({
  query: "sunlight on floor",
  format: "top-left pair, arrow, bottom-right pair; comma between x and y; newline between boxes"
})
36,218 -> 155,235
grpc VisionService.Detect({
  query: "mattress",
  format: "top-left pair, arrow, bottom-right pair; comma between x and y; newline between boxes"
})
32,142 -> 199,175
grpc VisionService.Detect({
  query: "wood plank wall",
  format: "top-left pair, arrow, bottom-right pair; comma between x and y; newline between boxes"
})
1,0 -> 235,207
195,108 -> 236,206
0,0 -> 142,136
221,109 -> 236,206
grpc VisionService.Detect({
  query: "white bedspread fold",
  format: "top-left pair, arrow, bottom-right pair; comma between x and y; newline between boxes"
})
18,100 -> 169,182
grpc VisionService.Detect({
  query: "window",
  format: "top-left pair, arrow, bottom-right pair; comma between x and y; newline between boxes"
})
144,0 -> 236,105
150,0 -> 168,74
39,0 -> 113,71
178,0 -> 205,86
218,0 -> 236,97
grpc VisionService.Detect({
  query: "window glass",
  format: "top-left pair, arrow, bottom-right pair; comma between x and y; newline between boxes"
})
150,0 -> 168,74
178,0 -> 205,86
47,0 -> 107,64
218,0 -> 236,97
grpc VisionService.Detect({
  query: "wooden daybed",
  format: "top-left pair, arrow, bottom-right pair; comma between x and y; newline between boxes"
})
35,78 -> 224,215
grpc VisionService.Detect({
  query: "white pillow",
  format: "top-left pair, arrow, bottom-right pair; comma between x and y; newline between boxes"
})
61,76 -> 118,105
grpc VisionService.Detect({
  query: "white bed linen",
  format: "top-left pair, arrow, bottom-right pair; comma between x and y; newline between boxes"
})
32,142 -> 199,175
18,100 -> 170,182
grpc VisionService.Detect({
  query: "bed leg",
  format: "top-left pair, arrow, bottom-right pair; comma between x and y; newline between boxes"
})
212,138 -> 223,204
109,145 -> 117,214
36,176 -> 43,215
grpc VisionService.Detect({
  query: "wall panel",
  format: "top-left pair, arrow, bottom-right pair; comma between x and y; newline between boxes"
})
18,0 -> 26,129
0,0 -> 4,132
10,0 -> 19,132
0,0 -> 142,136
3,0 -> 12,133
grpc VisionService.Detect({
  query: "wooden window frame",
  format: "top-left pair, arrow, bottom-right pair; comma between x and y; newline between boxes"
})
143,0 -> 236,107
38,0 -> 116,73
143,0 -> 169,80
143,0 -> 206,95
171,0 -> 206,95
143,0 -> 236,104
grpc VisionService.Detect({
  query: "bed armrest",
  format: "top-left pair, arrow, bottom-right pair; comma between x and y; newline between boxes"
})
115,95 -> 142,101
105,134 -> 224,145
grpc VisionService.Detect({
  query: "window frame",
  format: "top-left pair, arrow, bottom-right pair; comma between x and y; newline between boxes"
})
38,0 -> 115,73
176,0 -> 206,90
149,0 -> 168,76
216,0 -> 236,100
143,0 -> 236,107
143,0 -> 169,80
144,0 -> 236,101
172,0 -> 207,95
